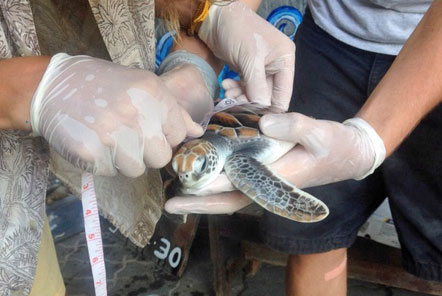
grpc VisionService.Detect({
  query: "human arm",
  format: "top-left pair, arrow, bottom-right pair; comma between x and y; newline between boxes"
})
356,0 -> 442,155
155,0 -> 262,32
158,32 -> 221,123
197,0 -> 294,110
155,0 -> 294,109
164,1 -> 442,214
1,54 -> 202,177
0,56 -> 49,130
156,0 -> 263,121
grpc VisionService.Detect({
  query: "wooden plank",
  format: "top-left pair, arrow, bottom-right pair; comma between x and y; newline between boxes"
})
240,240 -> 442,296
210,214 -> 442,295
347,259 -> 442,296
347,239 -> 442,295
209,215 -> 231,296
244,260 -> 262,277
241,240 -> 287,267
143,213 -> 200,277
349,238 -> 402,267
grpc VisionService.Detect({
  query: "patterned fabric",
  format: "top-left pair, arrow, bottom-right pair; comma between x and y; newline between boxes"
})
0,2 -> 47,295
0,132 -> 49,296
89,0 -> 155,70
0,0 -> 40,57
53,0 -> 163,248
0,1 -> 158,295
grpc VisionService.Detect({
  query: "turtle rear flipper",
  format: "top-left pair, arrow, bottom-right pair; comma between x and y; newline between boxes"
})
224,154 -> 329,223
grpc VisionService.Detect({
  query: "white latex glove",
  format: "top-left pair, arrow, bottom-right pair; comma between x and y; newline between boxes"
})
198,1 -> 295,110
165,112 -> 386,214
31,53 -> 203,177
158,50 -> 218,123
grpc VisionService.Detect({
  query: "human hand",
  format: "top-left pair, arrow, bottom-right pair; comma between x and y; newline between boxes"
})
259,113 -> 386,187
165,112 -> 386,215
159,51 -> 217,123
164,172 -> 250,215
31,53 -> 203,177
198,1 -> 295,110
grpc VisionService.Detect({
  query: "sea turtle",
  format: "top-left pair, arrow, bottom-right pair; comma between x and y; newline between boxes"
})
169,105 -> 329,223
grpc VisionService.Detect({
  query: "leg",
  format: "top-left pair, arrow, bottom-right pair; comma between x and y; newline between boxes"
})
261,8 -> 396,296
29,215 -> 66,296
286,249 -> 347,296
208,215 -> 231,295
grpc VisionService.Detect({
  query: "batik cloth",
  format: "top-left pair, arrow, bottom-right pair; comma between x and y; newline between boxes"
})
0,1 -> 164,295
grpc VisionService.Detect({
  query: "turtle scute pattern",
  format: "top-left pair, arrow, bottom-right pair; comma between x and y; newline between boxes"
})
224,153 -> 329,223
170,107 -> 330,223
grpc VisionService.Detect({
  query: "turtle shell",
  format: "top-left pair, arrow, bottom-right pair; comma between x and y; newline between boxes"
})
163,104 -> 330,224
206,111 -> 262,140
163,104 -> 284,199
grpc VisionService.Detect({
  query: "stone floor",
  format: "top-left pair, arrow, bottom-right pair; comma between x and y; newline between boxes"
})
47,195 -> 436,296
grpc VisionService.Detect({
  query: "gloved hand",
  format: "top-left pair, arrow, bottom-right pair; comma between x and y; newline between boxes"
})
198,1 -> 295,110
165,112 -> 386,214
158,50 -> 218,123
31,53 -> 203,177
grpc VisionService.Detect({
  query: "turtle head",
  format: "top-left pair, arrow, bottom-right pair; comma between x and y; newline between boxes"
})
172,139 -> 221,190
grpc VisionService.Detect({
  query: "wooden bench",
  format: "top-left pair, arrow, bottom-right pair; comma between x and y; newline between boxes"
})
207,214 -> 442,296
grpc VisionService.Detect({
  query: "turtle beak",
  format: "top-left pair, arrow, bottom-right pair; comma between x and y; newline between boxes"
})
178,172 -> 191,183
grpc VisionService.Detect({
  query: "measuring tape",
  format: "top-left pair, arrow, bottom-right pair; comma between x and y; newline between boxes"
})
81,172 -> 107,296
78,98 -> 247,295
195,97 -> 247,135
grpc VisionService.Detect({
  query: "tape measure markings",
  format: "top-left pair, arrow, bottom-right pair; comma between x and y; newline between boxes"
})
82,172 -> 108,296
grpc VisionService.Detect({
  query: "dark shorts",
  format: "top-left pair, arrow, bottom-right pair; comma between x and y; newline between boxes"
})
260,9 -> 442,282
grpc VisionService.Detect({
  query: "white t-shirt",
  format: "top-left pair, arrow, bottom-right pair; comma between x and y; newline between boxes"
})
308,0 -> 432,55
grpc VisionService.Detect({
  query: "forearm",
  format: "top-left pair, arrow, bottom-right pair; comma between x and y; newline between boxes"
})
357,1 -> 442,156
0,56 -> 50,131
157,0 -> 264,121
170,31 -> 223,74
160,36 -> 218,122
155,0 -> 262,29
163,0 -> 263,79
157,0 -> 262,72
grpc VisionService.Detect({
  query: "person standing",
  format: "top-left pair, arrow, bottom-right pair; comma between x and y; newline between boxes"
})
165,1 -> 442,295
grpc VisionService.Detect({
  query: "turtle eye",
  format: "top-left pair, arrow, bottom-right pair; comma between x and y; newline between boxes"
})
200,156 -> 207,172
193,156 -> 207,175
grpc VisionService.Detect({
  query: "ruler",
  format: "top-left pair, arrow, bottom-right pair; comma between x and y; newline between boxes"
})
81,172 -> 107,296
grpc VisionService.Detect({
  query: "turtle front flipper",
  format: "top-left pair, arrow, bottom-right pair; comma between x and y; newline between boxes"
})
224,154 -> 329,223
